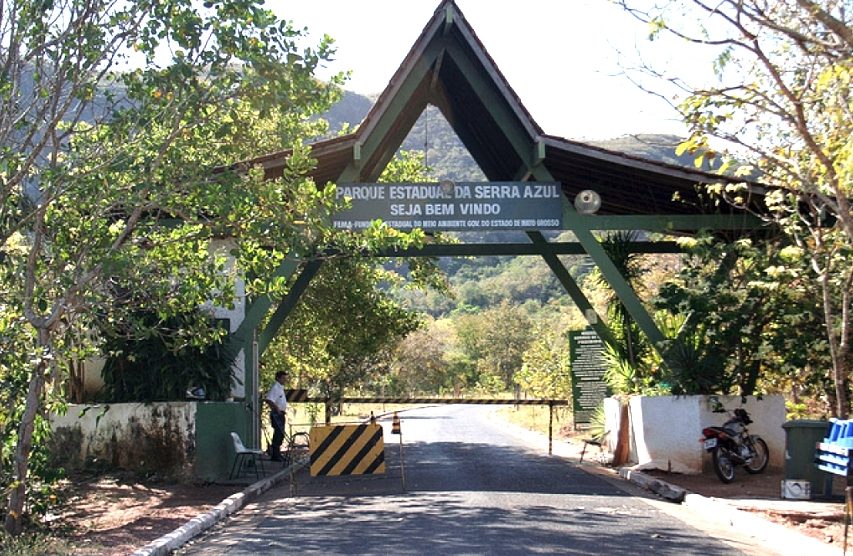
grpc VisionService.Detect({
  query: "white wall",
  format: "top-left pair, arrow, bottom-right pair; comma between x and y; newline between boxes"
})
605,395 -> 786,474
630,395 -> 703,474
81,357 -> 106,398
51,403 -> 198,479
208,239 -> 246,399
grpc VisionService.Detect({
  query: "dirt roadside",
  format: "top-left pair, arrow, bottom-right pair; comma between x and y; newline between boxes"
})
50,473 -> 242,555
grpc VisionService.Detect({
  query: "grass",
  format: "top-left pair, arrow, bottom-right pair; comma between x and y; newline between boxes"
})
496,405 -> 574,439
0,531 -> 74,556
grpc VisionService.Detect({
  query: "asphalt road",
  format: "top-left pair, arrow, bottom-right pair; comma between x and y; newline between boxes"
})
178,405 -> 757,555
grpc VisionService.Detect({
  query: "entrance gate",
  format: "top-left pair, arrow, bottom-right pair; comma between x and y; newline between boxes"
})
223,0 -> 765,452
285,392 -> 569,455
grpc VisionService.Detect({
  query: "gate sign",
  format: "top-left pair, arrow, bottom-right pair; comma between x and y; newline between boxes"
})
332,181 -> 563,231
569,328 -> 610,428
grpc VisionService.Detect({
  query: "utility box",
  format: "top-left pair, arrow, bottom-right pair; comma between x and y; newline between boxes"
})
782,420 -> 830,498
781,479 -> 811,500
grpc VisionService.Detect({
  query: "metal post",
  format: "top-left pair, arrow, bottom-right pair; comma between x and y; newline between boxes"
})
251,332 -> 260,449
399,432 -> 406,492
548,402 -> 554,455
845,485 -> 852,555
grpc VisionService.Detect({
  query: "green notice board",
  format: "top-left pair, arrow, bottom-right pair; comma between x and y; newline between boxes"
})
569,328 -> 609,428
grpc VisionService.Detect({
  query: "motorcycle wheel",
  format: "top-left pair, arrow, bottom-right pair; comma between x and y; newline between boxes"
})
712,447 -> 736,483
744,436 -> 769,474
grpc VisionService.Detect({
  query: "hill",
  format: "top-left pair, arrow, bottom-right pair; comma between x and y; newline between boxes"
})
322,90 -> 693,179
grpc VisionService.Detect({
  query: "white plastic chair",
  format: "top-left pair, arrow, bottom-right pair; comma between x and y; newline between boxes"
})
229,432 -> 265,480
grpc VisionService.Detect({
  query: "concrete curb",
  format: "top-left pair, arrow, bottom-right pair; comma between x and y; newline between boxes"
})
130,461 -> 306,556
618,467 -> 686,502
619,468 -> 844,556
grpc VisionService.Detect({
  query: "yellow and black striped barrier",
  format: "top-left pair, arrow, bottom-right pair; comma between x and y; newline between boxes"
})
309,424 -> 386,477
285,389 -> 310,402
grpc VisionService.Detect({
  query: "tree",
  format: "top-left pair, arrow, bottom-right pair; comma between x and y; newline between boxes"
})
0,0 -> 343,534
388,318 -> 455,396
260,151 -> 445,397
655,233 -> 830,398
615,0 -> 852,415
268,255 -> 422,397
452,302 -> 536,391
515,327 -> 571,400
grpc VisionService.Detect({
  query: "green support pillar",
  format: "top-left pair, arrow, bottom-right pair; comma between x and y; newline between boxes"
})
526,166 -> 669,358
226,253 -> 304,448
563,203 -> 665,347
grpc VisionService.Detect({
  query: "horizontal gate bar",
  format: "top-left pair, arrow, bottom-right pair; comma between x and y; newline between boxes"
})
292,396 -> 568,406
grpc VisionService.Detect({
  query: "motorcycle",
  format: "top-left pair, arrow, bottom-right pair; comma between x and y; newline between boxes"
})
701,408 -> 769,483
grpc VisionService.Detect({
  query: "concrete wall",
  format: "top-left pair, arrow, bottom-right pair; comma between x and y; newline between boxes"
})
605,395 -> 786,474
52,402 -> 197,479
51,401 -> 251,481
195,402 -> 254,480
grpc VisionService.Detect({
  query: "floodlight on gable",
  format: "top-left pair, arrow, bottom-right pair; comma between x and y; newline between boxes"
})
574,190 -> 601,215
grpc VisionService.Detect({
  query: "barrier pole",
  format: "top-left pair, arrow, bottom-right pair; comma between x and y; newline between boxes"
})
399,432 -> 406,492
548,402 -> 554,455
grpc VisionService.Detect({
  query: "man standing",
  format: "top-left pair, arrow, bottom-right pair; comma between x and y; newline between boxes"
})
264,371 -> 288,461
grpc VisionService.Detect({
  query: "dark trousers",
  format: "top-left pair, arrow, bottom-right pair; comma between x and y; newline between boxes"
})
269,411 -> 285,459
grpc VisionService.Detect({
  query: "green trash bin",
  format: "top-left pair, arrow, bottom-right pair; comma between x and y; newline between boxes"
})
782,420 -> 830,498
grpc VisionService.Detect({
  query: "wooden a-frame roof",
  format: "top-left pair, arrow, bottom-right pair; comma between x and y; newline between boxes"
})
245,0 -> 752,218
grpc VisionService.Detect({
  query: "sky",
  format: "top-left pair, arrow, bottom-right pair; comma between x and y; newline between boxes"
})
271,0 -> 712,141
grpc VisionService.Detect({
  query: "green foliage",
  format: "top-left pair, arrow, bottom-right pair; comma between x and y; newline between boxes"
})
0,288 -> 65,525
258,150 -> 448,398
100,312 -> 236,402
452,302 -> 536,390
514,328 -> 571,399
586,404 -> 608,443
386,319 -> 454,396
655,233 -> 831,400
0,0 -> 346,534
0,531 -> 73,555
267,257 -> 422,397
591,230 -> 648,365
617,0 -> 851,414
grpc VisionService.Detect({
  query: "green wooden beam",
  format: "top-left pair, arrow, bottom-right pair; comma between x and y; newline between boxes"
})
527,231 -> 618,349
378,241 -> 681,257
443,40 -> 536,171
258,259 -> 324,356
567,213 -> 764,232
355,39 -> 446,182
227,254 -> 303,359
528,165 -> 669,352
565,204 -> 666,347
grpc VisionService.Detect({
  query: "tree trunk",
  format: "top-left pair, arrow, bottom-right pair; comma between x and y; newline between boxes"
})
4,327 -> 51,535
821,266 -> 850,418
612,402 -> 631,466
